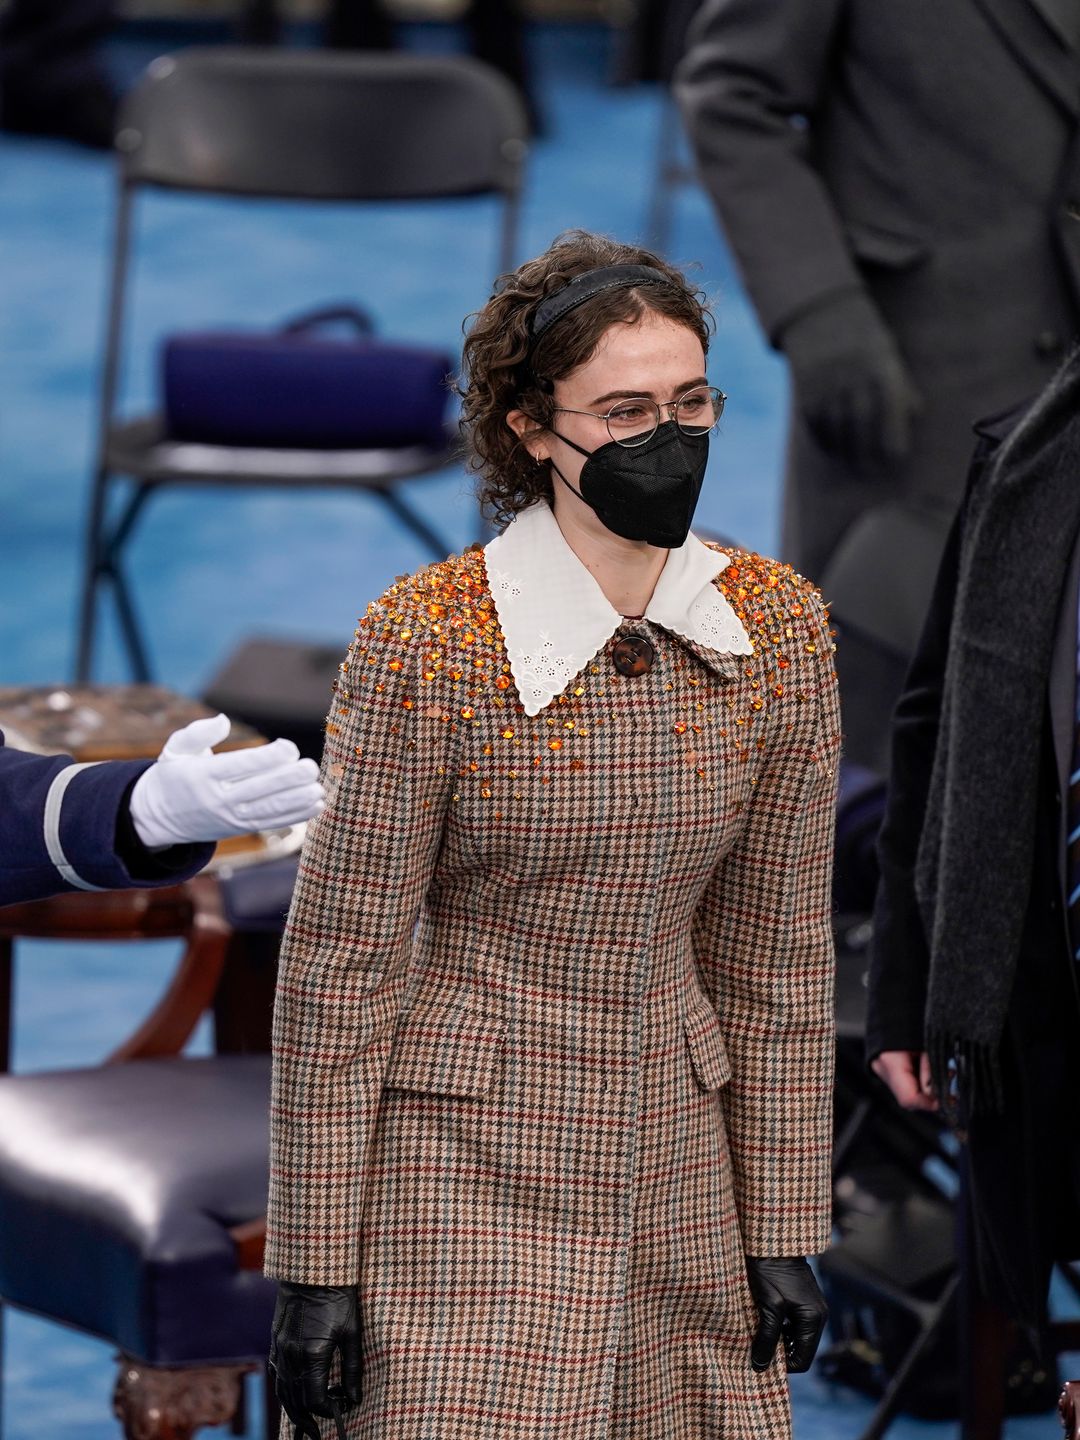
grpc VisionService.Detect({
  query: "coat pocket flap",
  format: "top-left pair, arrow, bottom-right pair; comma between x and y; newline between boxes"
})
684,995 -> 732,1092
383,1006 -> 506,1098
845,221 -> 931,271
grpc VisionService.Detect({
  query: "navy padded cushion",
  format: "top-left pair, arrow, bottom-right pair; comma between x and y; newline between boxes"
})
0,1055 -> 275,1365
219,854 -> 298,934
833,759 -> 887,914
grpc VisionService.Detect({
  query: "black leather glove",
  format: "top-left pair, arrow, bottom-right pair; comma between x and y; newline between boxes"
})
269,1281 -> 362,1440
779,290 -> 922,471
745,1256 -> 828,1374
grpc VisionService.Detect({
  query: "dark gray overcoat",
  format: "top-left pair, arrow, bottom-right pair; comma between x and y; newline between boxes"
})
866,355 -> 1080,1328
677,0 -> 1080,594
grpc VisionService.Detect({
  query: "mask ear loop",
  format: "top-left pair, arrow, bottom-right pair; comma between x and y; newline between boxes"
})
543,424 -> 594,503
549,458 -> 579,500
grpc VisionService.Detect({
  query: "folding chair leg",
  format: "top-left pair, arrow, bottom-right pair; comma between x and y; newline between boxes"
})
855,1271 -> 960,1440
230,1372 -> 247,1435
76,466 -> 112,682
376,487 -> 455,562
498,187 -> 523,276
78,473 -> 157,681
109,565 -> 154,683
264,1362 -> 279,1440
646,98 -> 683,256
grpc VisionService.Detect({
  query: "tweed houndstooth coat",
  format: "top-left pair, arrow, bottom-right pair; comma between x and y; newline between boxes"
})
265,502 -> 840,1439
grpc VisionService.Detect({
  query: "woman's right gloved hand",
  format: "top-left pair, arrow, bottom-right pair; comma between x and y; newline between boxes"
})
269,1281 -> 362,1440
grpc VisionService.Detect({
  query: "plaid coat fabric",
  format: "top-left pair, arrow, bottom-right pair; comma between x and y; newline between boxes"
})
265,540 -> 840,1440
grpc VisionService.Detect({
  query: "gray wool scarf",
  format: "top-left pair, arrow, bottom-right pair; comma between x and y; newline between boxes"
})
914,350 -> 1080,1112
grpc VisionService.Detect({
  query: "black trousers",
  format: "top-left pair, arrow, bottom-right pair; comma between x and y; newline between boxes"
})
330,0 -> 528,83
966,747 -> 1080,1330
0,0 -> 114,89
239,0 -> 530,99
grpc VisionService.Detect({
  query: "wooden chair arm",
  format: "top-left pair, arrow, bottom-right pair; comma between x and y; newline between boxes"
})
1060,1380 -> 1080,1438
106,873 -> 231,1063
0,885 -> 193,941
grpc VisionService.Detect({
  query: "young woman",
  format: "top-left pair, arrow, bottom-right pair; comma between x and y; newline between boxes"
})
265,231 -> 840,1440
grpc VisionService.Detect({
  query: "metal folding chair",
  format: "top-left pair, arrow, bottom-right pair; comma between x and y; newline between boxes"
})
76,47 -> 528,681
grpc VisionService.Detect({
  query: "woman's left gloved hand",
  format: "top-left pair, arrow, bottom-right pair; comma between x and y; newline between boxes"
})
269,1281 -> 361,1440
745,1256 -> 828,1373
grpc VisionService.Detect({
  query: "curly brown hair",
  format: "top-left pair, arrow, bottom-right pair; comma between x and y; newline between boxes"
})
459,231 -> 714,528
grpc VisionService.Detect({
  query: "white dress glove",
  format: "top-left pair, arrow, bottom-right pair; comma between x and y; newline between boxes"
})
129,713 -> 325,851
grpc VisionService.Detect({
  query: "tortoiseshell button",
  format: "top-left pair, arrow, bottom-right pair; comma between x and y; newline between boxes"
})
612,634 -> 655,677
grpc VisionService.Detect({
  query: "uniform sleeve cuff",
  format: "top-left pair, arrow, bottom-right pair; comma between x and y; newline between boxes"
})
113,777 -> 211,882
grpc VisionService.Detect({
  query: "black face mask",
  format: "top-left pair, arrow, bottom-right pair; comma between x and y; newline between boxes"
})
549,421 -> 709,549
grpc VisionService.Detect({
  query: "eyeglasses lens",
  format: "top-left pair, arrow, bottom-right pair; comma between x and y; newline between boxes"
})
606,400 -> 662,446
676,387 -> 726,437
606,387 -> 726,447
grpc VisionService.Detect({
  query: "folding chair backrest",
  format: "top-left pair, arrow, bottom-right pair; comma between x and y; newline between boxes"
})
116,48 -> 529,201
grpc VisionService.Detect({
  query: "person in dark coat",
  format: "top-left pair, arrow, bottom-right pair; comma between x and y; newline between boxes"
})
321,0 -> 534,125
865,348 -> 1080,1332
0,714 -> 323,908
675,0 -> 1080,765
0,0 -> 534,146
0,0 -> 118,147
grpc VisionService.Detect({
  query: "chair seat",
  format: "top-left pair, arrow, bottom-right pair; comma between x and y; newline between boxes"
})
220,855 -> 299,933
820,1193 -> 955,1309
106,414 -> 455,487
0,1054 -> 274,1366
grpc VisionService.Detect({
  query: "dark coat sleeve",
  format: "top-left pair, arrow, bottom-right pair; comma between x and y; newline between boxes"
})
864,406 -> 1032,1061
863,505 -> 962,1061
673,0 -> 864,340
0,733 -> 213,906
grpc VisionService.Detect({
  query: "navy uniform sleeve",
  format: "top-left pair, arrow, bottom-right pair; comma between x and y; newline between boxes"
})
0,732 -> 213,906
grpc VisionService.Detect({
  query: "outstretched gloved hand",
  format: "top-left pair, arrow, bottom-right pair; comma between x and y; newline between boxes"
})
779,289 -> 923,471
269,1281 -> 363,1440
128,714 -> 324,850
746,1255 -> 828,1373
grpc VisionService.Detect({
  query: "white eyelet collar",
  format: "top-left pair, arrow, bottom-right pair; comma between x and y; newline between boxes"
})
483,502 -> 754,716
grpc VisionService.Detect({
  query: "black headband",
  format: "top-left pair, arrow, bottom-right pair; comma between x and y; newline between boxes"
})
529,264 -> 673,346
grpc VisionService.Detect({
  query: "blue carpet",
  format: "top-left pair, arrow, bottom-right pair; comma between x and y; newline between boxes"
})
0,18 -> 1069,1439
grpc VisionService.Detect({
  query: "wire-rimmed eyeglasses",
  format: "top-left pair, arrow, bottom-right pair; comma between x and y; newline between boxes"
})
552,385 -> 727,448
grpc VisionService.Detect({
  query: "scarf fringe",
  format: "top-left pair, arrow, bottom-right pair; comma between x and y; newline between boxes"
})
927,1028 -> 1004,1121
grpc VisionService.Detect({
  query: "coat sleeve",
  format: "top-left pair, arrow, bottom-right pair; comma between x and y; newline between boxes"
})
862,395 -> 1043,1062
863,499 -> 966,1062
0,736 -> 212,906
692,583 -> 840,1258
264,592 -> 453,1286
674,0 -> 865,341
